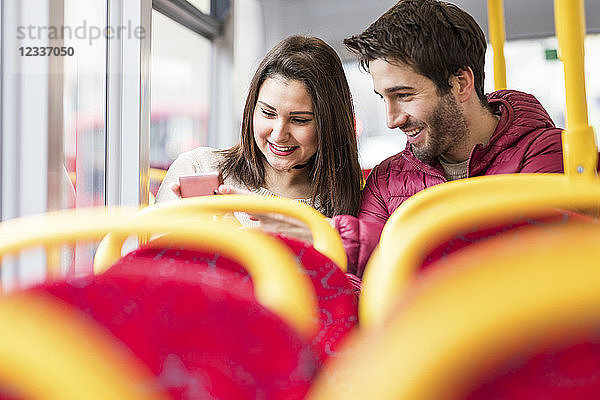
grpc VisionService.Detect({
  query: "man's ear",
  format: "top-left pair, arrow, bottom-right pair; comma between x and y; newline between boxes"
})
451,67 -> 475,103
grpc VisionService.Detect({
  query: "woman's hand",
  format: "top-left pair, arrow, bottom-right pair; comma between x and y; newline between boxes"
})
219,185 -> 313,242
217,184 -> 260,221
170,182 -> 182,198
250,213 -> 314,243
217,184 -> 253,196
216,184 -> 315,243
172,182 -> 235,199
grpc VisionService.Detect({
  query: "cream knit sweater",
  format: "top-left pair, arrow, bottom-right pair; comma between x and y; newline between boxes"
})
156,147 -> 321,227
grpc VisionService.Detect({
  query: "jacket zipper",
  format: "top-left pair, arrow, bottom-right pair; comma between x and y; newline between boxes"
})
401,152 -> 448,182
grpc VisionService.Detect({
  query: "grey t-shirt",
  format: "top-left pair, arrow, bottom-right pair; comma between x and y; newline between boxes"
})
439,157 -> 469,181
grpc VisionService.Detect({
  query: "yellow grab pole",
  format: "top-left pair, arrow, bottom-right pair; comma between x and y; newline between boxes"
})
487,0 -> 507,90
554,0 -> 598,179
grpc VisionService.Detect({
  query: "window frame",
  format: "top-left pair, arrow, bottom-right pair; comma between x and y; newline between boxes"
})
150,0 -> 234,150
153,0 -> 229,39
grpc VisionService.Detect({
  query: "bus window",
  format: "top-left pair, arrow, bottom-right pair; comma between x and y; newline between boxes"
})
63,0 -> 107,208
484,34 -> 600,148
344,63 -> 407,171
150,10 -> 210,194
185,0 -> 210,14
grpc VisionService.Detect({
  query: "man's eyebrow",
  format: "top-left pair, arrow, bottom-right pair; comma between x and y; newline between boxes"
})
257,100 -> 276,110
383,85 -> 413,94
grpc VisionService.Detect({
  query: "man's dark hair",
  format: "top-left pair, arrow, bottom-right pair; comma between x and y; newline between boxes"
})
344,0 -> 489,106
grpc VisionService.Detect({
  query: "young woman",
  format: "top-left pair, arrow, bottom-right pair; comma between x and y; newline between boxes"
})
156,35 -> 362,224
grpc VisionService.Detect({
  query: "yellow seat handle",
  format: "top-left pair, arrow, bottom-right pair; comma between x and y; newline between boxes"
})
0,208 -> 318,338
309,223 -> 600,399
361,174 -> 600,328
95,195 -> 347,272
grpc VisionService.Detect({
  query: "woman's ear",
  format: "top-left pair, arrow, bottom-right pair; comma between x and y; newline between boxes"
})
451,67 -> 475,103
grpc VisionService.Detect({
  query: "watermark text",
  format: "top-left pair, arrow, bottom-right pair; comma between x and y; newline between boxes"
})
17,20 -> 145,46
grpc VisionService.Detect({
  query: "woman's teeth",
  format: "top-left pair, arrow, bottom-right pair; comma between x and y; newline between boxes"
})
271,143 -> 296,151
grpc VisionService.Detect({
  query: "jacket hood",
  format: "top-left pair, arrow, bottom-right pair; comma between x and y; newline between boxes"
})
486,89 -> 556,149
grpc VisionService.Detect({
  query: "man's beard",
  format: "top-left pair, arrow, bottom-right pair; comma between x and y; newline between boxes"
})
411,93 -> 469,164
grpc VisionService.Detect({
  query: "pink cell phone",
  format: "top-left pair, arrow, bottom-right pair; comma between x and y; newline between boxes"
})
178,172 -> 223,198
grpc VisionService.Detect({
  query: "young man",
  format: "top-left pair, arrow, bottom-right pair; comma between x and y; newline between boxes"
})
333,0 -> 564,277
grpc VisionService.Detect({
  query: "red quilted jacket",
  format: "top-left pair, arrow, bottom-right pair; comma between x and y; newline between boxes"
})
333,90 -> 565,277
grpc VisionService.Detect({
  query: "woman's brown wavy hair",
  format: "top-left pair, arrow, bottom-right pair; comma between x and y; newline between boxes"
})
218,35 -> 362,217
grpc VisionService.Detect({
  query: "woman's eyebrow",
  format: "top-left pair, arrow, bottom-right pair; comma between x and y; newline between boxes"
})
257,100 -> 276,110
290,111 -> 314,116
258,100 -> 313,116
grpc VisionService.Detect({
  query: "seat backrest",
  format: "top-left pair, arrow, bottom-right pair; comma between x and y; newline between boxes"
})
271,234 -> 359,363
0,208 -> 321,400
420,208 -> 593,270
466,341 -> 600,400
93,195 -> 358,363
0,293 -> 168,400
32,271 -> 317,400
110,232 -> 360,365
307,222 -> 600,400
361,173 -> 600,328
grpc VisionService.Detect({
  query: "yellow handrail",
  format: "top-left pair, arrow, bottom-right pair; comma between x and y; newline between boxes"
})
94,195 -> 347,272
0,293 -> 168,400
360,173 -> 600,328
555,0 -> 597,179
487,0 -> 507,90
149,167 -> 167,182
0,208 -> 318,338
